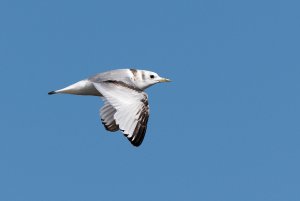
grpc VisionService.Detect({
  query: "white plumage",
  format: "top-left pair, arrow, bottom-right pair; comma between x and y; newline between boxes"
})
48,69 -> 170,147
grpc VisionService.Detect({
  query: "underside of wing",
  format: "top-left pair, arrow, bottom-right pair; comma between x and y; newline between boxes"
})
121,104 -> 149,146
93,81 -> 150,147
100,101 -> 119,132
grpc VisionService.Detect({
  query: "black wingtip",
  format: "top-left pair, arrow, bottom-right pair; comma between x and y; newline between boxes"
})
48,91 -> 56,95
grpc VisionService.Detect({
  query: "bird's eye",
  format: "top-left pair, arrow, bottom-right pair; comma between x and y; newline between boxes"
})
150,75 -> 155,79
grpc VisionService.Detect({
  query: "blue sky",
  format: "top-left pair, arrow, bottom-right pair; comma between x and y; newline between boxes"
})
0,0 -> 299,200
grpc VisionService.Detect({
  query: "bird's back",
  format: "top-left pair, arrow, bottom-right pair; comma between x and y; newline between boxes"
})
88,69 -> 133,85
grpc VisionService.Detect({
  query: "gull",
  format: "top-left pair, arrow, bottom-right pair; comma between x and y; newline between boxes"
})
48,69 -> 171,147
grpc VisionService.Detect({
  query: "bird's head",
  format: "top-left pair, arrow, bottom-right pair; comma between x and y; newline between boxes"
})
131,69 -> 171,90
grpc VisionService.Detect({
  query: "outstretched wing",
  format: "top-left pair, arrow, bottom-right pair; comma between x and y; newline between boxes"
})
100,101 -> 119,132
93,81 -> 150,147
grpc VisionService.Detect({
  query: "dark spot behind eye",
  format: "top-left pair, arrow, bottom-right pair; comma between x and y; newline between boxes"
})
150,75 -> 155,79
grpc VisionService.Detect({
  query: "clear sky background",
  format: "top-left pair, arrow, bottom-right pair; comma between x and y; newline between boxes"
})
0,0 -> 299,200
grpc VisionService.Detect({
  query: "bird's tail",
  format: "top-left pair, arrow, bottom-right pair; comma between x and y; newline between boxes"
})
48,91 -> 57,95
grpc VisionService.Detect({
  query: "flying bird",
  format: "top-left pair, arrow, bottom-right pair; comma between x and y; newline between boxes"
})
48,69 -> 171,147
